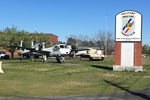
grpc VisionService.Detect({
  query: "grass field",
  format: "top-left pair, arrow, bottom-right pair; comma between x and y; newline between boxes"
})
0,56 -> 150,97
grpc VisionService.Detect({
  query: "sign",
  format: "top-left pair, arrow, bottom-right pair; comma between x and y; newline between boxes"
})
116,11 -> 142,41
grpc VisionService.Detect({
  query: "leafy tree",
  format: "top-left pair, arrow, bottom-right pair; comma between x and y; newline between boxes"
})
0,26 -> 53,58
31,32 -> 51,48
0,31 -> 9,46
4,26 -> 20,58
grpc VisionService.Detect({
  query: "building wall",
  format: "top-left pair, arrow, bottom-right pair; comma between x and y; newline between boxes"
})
47,34 -> 58,44
114,42 -> 142,66
134,42 -> 142,66
114,42 -> 121,65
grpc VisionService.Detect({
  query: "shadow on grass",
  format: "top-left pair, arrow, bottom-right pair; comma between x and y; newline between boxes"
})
91,65 -> 113,71
104,80 -> 150,100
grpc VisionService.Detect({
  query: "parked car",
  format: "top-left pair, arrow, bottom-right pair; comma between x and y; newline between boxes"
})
0,51 -> 9,59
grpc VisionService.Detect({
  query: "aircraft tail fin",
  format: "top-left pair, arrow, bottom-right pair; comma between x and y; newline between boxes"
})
20,40 -> 23,47
31,39 -> 34,48
42,42 -> 46,49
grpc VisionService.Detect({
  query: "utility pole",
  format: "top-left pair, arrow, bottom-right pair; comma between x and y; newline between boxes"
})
105,14 -> 108,56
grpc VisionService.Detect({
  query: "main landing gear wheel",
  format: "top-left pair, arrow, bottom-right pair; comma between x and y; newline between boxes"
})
56,56 -> 65,63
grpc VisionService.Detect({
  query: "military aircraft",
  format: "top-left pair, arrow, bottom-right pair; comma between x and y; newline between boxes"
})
15,40 -> 72,63
41,43 -> 71,62
18,40 -> 42,58
74,47 -> 105,61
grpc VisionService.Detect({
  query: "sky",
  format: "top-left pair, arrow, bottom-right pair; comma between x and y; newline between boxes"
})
0,0 -> 150,45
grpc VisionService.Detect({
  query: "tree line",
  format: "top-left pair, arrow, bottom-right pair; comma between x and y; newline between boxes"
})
142,44 -> 150,56
0,26 -> 51,58
1,26 -> 149,57
67,31 -> 115,55
66,31 -> 150,56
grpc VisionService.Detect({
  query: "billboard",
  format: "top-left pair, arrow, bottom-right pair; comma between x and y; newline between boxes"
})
115,11 -> 142,41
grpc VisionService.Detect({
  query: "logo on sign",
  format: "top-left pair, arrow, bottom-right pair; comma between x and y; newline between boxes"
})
121,15 -> 135,36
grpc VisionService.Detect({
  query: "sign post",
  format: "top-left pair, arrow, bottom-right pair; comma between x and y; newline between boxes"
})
113,11 -> 143,72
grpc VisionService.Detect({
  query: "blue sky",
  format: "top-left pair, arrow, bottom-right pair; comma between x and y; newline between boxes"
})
0,0 -> 150,45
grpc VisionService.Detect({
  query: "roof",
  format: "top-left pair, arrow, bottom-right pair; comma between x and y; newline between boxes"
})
44,33 -> 58,37
30,33 -> 58,37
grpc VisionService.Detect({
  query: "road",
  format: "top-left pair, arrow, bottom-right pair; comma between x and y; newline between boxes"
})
0,88 -> 150,100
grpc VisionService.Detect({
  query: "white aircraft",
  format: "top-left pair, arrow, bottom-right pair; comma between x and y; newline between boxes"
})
18,40 -> 72,63
41,43 -> 71,62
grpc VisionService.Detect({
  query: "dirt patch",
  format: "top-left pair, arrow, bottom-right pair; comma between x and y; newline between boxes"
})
144,76 -> 150,78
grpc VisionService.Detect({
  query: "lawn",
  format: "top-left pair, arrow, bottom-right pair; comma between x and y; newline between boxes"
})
0,56 -> 150,97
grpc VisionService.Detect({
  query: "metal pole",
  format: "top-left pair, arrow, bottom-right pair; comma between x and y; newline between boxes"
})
105,14 -> 108,56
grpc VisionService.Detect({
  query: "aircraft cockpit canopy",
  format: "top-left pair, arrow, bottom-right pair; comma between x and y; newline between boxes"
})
59,45 -> 67,48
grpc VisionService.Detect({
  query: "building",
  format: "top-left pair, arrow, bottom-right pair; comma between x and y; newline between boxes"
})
47,34 -> 58,44
30,33 -> 58,45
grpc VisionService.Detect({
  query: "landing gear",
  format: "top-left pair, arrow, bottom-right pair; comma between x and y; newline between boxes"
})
42,55 -> 47,62
34,55 -> 39,59
56,56 -> 65,63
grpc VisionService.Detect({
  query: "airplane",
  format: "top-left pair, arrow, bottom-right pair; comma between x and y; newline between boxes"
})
16,40 -> 72,63
40,43 -> 72,62
18,40 -> 42,58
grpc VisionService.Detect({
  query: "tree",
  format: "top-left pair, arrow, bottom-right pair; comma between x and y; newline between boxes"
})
95,31 -> 106,48
2,26 -> 32,58
67,37 -> 77,46
88,41 -> 95,47
4,26 -> 20,58
95,31 -> 114,55
31,32 -> 51,48
17,30 -> 31,48
106,32 -> 114,55
0,31 -> 9,46
142,44 -> 150,55
58,41 -> 65,44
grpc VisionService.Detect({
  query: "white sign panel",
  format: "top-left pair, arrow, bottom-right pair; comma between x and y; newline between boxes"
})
116,11 -> 142,41
121,42 -> 134,66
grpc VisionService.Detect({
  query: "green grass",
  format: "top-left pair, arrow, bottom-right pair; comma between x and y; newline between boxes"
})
0,56 -> 150,97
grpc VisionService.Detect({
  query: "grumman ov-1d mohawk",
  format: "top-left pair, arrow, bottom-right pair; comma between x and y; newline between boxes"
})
18,40 -> 43,59
8,40 -> 72,63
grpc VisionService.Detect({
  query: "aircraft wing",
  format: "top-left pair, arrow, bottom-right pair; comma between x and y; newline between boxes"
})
74,49 -> 90,53
35,50 -> 51,57
7,45 -> 36,51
